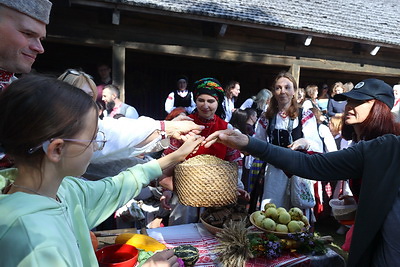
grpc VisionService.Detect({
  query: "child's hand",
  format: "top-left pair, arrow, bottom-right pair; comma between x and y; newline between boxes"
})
142,249 -> 179,267
175,135 -> 204,161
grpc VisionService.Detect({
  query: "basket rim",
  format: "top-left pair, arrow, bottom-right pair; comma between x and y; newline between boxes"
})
177,162 -> 237,167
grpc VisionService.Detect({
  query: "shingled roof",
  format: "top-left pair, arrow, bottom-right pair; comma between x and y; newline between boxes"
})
114,0 -> 400,47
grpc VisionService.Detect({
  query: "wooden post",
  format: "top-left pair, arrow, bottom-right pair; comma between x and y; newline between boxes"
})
112,44 -> 126,101
289,64 -> 301,87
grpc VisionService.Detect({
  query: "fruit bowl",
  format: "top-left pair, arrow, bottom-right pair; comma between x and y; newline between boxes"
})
249,212 -> 309,238
199,205 -> 249,235
199,216 -> 223,235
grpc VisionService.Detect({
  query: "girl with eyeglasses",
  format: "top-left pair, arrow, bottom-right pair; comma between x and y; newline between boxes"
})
0,75 -> 203,266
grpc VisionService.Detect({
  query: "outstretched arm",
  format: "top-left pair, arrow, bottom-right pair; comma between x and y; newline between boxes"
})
204,129 -> 364,182
204,129 -> 249,150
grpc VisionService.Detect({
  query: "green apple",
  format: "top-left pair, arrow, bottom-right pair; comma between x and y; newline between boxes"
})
261,218 -> 276,231
263,203 -> 276,211
278,211 -> 291,225
288,207 -> 303,221
301,215 -> 310,227
276,207 -> 287,215
276,224 -> 289,233
288,220 -> 302,233
253,211 -> 265,227
265,207 -> 279,221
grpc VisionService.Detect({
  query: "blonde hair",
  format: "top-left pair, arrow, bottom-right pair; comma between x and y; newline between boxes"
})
330,82 -> 344,97
58,69 -> 98,100
305,85 -> 318,99
329,116 -> 343,136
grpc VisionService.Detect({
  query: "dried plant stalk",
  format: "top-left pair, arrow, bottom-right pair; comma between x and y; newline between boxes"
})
215,219 -> 252,267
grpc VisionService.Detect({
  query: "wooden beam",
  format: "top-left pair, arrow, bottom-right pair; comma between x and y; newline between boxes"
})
289,64 -> 301,86
121,41 -> 400,77
112,44 -> 126,101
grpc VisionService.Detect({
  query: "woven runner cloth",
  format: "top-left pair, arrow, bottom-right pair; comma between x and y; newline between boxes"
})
147,223 -> 311,267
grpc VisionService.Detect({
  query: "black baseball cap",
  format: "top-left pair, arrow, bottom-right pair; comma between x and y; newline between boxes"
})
334,78 -> 394,109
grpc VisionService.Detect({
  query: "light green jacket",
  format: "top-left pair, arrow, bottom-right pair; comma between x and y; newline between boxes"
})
0,160 -> 161,266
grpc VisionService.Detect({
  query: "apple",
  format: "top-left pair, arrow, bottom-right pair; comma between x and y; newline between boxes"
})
276,224 -> 289,233
278,211 -> 291,225
262,218 -> 276,231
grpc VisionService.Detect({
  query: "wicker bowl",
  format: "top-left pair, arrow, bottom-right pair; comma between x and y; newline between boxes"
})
200,216 -> 223,235
174,155 -> 238,207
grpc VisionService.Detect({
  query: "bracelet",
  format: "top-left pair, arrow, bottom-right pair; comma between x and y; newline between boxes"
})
159,121 -> 167,139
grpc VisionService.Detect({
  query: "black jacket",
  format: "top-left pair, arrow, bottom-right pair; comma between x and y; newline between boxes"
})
244,134 -> 400,266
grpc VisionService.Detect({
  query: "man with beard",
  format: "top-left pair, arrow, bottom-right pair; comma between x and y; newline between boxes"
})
102,84 -> 139,119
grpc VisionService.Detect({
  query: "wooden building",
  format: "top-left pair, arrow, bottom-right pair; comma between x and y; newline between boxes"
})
35,0 -> 400,119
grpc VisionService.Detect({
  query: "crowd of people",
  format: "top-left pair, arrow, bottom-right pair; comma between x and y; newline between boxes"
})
1,0 -> 400,267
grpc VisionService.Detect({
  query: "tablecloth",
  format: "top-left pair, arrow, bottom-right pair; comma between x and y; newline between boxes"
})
96,223 -> 345,267
147,223 -> 340,267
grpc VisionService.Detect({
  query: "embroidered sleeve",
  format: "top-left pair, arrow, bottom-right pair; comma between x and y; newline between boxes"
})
165,92 -> 175,113
225,147 -> 243,166
301,109 -> 323,153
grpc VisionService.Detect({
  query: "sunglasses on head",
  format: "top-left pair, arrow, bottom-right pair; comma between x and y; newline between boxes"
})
60,69 -> 93,82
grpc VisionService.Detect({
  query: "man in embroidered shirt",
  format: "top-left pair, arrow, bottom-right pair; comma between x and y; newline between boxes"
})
0,0 -> 52,91
102,84 -> 140,119
0,0 -> 51,168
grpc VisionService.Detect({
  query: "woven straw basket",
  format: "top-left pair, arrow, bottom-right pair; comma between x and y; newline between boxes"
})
174,155 -> 238,207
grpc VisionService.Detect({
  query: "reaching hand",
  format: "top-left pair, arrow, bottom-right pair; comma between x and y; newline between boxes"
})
160,191 -> 173,210
175,135 -> 204,161
142,249 -> 180,267
288,138 -> 310,151
171,114 -> 193,122
157,135 -> 204,171
158,174 -> 174,191
165,120 -> 205,140
203,129 -> 249,150
237,188 -> 250,202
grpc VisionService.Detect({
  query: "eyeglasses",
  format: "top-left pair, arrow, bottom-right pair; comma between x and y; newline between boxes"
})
28,131 -> 107,154
59,69 -> 93,82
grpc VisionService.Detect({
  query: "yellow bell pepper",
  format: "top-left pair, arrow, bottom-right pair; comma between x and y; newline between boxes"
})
115,233 -> 167,252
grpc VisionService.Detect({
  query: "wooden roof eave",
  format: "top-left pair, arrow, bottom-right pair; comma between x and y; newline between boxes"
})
70,0 -> 399,50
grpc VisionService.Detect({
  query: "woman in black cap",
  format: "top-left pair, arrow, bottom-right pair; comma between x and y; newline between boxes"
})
335,78 -> 400,201
205,78 -> 400,267
332,78 -> 400,250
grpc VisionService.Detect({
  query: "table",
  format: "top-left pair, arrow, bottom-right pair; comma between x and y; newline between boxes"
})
94,223 -> 345,267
